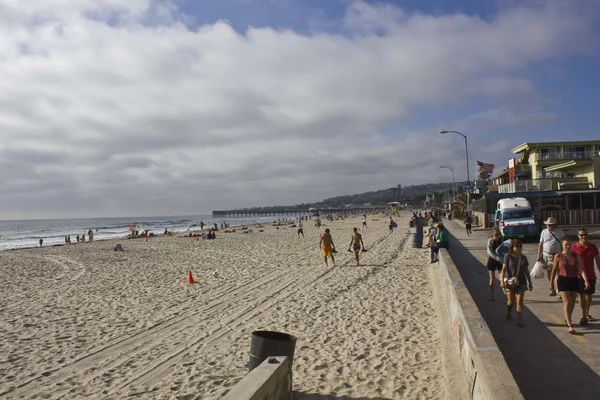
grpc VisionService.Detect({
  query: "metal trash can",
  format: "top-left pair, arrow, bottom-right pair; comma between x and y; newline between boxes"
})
412,230 -> 423,248
249,330 -> 297,371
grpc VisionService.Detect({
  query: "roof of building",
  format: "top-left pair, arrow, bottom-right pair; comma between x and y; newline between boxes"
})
511,140 -> 600,154
491,169 -> 509,179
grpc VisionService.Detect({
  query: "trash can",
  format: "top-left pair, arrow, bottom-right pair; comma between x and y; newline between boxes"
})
412,230 -> 423,248
248,330 -> 297,371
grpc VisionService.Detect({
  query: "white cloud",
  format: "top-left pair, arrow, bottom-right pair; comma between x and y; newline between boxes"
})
0,0 -> 598,218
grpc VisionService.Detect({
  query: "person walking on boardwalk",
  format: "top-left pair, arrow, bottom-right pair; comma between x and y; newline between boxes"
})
571,228 -> 600,325
486,228 -> 504,301
464,213 -> 473,236
297,219 -> 304,238
347,227 -> 366,266
537,217 -> 565,297
319,228 -> 336,267
500,239 -> 532,327
550,238 -> 590,334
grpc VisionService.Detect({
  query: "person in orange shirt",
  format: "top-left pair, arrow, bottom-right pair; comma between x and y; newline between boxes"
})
319,229 -> 336,267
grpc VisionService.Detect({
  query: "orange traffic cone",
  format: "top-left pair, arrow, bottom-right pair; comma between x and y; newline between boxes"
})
188,270 -> 194,284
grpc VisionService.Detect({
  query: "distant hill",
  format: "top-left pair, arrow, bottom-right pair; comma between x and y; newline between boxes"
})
239,181 -> 466,212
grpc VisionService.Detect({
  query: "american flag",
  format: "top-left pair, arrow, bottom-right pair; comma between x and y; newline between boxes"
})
476,160 -> 494,174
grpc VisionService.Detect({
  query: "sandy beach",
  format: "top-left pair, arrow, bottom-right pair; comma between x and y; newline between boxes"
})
0,215 -> 466,399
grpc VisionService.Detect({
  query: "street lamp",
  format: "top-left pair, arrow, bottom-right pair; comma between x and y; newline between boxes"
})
439,166 -> 456,203
439,130 -> 470,210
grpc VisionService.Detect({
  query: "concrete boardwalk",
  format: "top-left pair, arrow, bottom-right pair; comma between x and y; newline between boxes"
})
444,220 -> 600,399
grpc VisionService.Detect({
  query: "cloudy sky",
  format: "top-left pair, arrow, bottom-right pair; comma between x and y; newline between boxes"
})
1,0 -> 599,219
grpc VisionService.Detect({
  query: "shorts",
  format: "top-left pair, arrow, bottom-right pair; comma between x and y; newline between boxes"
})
352,244 -> 361,253
466,224 -> 472,229
578,279 -> 596,295
322,244 -> 332,257
487,259 -> 502,271
557,276 -> 579,292
297,229 -> 303,234
540,253 -> 557,271
505,281 -> 527,293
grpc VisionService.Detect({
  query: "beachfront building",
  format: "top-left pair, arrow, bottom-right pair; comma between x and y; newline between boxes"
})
472,140 -> 600,227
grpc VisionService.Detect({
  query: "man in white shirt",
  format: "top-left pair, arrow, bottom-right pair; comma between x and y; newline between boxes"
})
297,219 -> 304,238
537,217 -> 565,296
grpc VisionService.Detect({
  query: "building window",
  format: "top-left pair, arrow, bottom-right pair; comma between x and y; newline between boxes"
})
567,146 -> 585,159
566,172 -> 575,178
540,147 -> 557,160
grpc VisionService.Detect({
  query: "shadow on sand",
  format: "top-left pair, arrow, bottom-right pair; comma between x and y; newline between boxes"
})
445,228 -> 600,398
293,393 -> 390,400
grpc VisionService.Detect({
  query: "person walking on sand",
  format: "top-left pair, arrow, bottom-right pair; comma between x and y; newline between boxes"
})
297,219 -> 304,238
388,216 -> 395,233
319,228 -> 336,267
362,215 -> 367,229
500,239 -> 532,327
537,217 -> 565,297
486,228 -> 504,301
550,238 -> 590,334
571,228 -> 600,325
347,227 -> 366,266
39,238 -> 43,247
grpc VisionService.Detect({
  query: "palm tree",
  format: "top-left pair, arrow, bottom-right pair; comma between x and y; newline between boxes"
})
453,192 -> 468,220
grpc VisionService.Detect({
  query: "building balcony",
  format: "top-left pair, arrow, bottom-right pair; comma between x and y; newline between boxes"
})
534,151 -> 598,162
498,179 -> 553,193
498,177 -> 591,193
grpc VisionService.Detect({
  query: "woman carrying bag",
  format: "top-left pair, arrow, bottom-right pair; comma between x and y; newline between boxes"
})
501,239 -> 533,327
486,228 -> 504,301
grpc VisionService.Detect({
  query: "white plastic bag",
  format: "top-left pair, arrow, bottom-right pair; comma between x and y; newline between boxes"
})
530,261 -> 545,279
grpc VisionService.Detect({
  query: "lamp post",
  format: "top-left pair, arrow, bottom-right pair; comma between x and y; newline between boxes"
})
439,166 -> 455,203
439,130 -> 470,210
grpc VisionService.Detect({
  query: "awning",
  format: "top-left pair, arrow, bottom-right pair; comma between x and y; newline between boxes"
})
544,160 -> 592,172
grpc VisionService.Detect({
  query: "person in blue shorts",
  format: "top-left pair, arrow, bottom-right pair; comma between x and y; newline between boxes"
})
347,227 -> 366,266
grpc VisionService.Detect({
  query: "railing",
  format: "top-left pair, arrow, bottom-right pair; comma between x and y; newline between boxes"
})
539,210 -> 600,225
498,179 -> 553,193
534,151 -> 598,161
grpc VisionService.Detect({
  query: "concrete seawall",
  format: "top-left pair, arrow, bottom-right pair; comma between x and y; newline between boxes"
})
433,248 -> 523,400
222,357 -> 292,400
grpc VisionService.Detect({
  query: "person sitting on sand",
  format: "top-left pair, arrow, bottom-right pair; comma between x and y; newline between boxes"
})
319,228 -> 336,267
348,227 -> 366,266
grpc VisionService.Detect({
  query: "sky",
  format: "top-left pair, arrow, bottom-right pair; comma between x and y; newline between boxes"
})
0,0 -> 599,219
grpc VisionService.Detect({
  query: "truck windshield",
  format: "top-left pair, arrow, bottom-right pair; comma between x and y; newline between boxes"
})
503,210 -> 533,220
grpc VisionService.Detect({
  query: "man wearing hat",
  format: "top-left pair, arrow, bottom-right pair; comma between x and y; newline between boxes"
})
537,217 -> 565,296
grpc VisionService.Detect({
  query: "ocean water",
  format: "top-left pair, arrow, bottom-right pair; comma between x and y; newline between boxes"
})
0,214 -> 288,251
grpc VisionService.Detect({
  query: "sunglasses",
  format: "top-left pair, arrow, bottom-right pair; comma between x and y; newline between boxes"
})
579,234 -> 588,237
514,245 -> 522,248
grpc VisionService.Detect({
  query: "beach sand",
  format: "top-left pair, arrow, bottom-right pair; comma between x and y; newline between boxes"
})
0,215 -> 467,399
